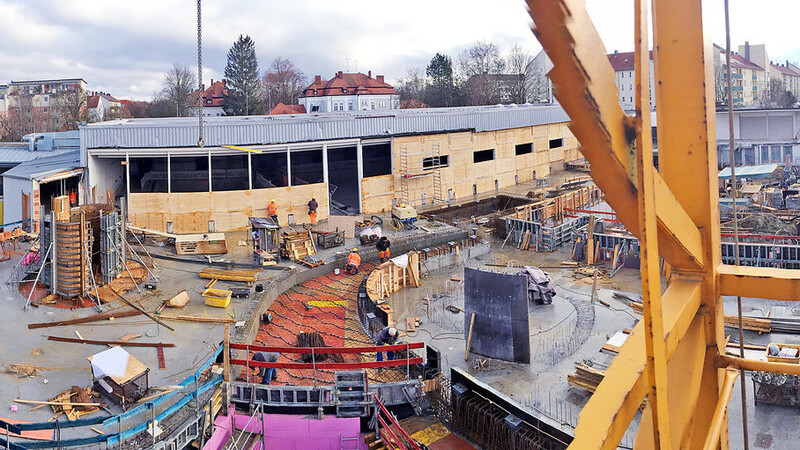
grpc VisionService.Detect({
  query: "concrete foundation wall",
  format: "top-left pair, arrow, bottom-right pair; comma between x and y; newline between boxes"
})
464,267 -> 530,363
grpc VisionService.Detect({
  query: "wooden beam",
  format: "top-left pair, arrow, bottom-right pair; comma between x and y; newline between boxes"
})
465,313 -> 476,361
46,336 -> 175,347
27,309 -> 141,329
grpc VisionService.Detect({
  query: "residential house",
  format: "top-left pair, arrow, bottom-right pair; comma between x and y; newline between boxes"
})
607,50 -> 656,110
267,103 -> 306,115
192,79 -> 227,117
299,71 -> 399,113
0,84 -> 8,116
87,92 -> 122,122
770,62 -> 800,100
7,78 -> 87,115
713,44 -> 766,106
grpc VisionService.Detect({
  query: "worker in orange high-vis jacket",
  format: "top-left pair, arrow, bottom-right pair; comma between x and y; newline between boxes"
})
267,199 -> 278,226
376,236 -> 391,262
346,248 -> 361,275
307,198 -> 318,225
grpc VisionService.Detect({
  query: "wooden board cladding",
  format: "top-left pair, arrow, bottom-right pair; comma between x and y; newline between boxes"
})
512,185 -> 603,224
387,122 -> 581,211
361,175 -> 394,213
128,183 -> 329,234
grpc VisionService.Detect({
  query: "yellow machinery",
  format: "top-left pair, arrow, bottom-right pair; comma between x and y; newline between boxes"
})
527,0 -> 800,448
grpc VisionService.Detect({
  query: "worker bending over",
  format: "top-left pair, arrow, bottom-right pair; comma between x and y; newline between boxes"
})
267,200 -> 279,226
376,326 -> 399,362
307,198 -> 318,225
251,352 -> 279,384
346,248 -> 361,275
376,236 -> 391,262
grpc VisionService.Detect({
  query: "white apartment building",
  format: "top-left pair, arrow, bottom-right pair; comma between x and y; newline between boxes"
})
299,71 -> 399,113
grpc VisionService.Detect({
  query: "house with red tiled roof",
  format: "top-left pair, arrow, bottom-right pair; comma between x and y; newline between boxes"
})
299,71 -> 399,113
267,102 -> 307,115
191,79 -> 228,116
606,50 -> 656,110
87,91 -> 122,122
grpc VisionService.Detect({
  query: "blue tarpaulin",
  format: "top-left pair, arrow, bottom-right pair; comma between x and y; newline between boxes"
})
718,164 -> 779,180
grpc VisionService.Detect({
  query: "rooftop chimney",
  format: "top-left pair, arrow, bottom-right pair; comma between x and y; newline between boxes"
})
376,75 -> 384,84
314,75 -> 321,83
744,41 -> 750,61
337,71 -> 343,78
614,50 -> 618,57
368,70 -> 372,78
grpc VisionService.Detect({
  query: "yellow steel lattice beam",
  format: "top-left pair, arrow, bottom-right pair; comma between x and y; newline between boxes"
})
718,265 -> 800,300
526,0 -> 705,271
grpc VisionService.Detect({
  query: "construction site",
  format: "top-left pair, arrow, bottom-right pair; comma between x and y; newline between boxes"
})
1,1 -> 800,450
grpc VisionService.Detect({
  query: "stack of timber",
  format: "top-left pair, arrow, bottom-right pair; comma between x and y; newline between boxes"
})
281,231 -> 316,261
45,386 -> 101,420
199,267 -> 260,285
567,362 -> 605,393
630,301 -> 772,333
175,233 -> 227,255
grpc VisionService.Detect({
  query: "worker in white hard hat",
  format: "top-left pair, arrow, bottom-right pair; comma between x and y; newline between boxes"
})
376,326 -> 400,363
346,247 -> 361,275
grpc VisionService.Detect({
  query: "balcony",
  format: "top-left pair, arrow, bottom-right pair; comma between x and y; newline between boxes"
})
732,86 -> 743,91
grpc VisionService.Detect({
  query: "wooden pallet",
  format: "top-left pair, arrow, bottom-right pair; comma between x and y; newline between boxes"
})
281,231 -> 316,261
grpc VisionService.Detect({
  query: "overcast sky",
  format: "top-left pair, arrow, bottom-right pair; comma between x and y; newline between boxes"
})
0,0 -> 797,101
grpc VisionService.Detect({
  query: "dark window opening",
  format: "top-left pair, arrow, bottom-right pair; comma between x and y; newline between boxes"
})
328,146 -> 359,213
423,155 -> 449,170
290,149 -> 323,185
129,157 -> 168,193
548,138 -> 563,149
311,105 -> 319,112
251,153 -> 288,189
212,155 -> 248,191
362,143 -> 392,177
170,156 -> 209,193
515,143 -> 533,155
473,149 -> 495,163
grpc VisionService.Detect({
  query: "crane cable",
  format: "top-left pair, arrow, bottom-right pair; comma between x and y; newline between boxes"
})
197,0 -> 204,147
724,0 -> 749,448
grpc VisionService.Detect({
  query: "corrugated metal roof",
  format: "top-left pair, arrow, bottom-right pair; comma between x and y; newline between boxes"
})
3,151 -> 82,181
718,163 -> 779,179
81,104 -> 571,149
0,144 -> 74,167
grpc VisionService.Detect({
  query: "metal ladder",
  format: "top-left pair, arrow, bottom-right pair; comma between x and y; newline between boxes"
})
399,144 -> 410,205
431,143 -> 443,204
335,371 -> 369,417
340,434 -> 361,450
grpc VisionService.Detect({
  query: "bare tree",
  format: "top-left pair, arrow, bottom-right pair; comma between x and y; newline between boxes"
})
714,61 -> 728,104
760,78 -> 795,108
0,94 -> 34,141
506,45 -> 532,104
161,63 -> 196,117
53,87 -> 88,129
396,67 -> 427,103
261,57 -> 306,110
459,41 -> 506,105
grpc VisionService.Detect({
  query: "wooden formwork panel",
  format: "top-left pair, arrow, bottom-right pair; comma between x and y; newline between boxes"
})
361,175 -> 394,213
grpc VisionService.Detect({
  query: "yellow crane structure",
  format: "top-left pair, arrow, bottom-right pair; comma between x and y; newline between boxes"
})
526,0 -> 800,448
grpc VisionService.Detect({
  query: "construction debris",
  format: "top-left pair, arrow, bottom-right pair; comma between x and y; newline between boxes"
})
166,291 -> 190,308
567,362 -> 605,393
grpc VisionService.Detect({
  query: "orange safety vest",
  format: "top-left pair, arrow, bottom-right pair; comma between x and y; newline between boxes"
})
268,202 -> 277,215
347,252 -> 361,267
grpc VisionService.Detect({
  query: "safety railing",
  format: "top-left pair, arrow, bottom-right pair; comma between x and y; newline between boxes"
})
0,346 -> 223,449
372,393 -> 421,450
229,342 -> 424,382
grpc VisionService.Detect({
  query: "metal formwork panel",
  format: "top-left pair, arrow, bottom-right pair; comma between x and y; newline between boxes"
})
100,211 -> 122,284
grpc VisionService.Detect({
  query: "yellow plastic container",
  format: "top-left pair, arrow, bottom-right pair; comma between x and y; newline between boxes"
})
202,288 -> 232,308
765,343 -> 800,364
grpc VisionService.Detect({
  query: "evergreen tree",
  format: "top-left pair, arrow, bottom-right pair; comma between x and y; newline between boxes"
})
223,35 -> 262,115
425,53 -> 455,107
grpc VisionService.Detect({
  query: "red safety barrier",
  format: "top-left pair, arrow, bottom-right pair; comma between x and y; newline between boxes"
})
229,342 -> 424,354
373,393 -> 421,450
231,357 -> 423,370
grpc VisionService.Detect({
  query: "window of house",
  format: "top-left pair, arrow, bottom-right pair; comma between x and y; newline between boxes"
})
348,101 -> 354,110
362,143 -> 392,177
423,155 -> 450,169
43,107 -> 48,113
129,157 -> 168,193
515,143 -> 533,155
379,101 -> 386,108
43,96 -> 48,102
211,155 -> 249,191
549,138 -> 563,149
473,149 -> 495,163
370,102 -> 376,109
311,105 -> 320,112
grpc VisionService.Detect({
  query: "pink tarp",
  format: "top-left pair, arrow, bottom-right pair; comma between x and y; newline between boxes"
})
205,410 -> 366,450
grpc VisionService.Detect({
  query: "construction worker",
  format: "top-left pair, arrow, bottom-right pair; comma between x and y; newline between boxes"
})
375,326 -> 399,362
346,248 -> 361,275
376,236 -> 391,262
307,198 -> 318,225
267,200 -> 278,226
251,352 -> 279,384
68,190 -> 77,207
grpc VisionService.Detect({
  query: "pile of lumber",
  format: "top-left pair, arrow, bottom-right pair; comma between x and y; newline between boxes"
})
567,363 -> 605,393
41,386 -> 102,420
723,315 -> 771,333
517,230 -> 532,250
281,231 -> 316,261
199,267 -> 260,285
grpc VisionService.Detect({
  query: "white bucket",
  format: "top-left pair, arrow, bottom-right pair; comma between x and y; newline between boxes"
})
334,268 -> 340,275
